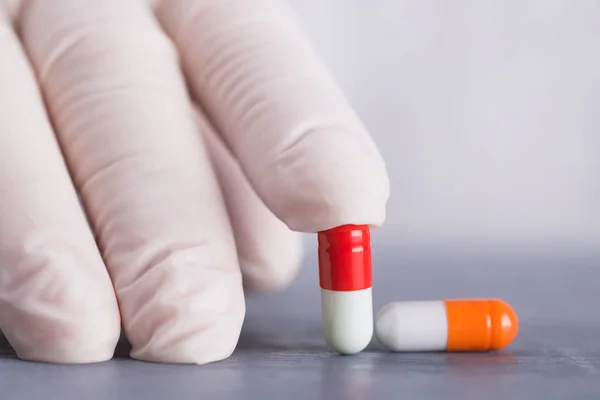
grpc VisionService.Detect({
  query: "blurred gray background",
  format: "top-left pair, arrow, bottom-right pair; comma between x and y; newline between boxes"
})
289,0 -> 600,251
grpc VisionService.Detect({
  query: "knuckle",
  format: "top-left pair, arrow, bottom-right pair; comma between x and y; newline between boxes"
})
21,0 -> 177,85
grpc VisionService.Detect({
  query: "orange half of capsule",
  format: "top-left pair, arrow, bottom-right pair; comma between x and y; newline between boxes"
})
444,299 -> 519,351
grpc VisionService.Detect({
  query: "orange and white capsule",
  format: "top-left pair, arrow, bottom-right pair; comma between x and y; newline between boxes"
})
375,299 -> 519,352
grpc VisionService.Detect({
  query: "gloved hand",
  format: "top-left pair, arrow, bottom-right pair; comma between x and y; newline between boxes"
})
0,0 -> 389,364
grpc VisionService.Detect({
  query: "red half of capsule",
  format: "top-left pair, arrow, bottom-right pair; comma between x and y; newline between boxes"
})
318,224 -> 372,291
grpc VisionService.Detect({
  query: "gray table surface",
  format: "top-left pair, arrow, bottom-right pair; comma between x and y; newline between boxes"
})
1,241 -> 599,399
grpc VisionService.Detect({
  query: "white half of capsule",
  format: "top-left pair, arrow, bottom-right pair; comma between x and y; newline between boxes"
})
375,301 -> 448,352
321,288 -> 373,354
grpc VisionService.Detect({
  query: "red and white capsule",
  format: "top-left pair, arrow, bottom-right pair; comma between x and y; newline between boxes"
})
318,224 -> 373,354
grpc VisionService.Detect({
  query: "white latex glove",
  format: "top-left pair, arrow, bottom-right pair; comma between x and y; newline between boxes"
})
0,0 -> 389,364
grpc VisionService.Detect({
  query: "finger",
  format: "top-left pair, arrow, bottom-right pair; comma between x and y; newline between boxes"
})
20,0 -> 244,364
194,106 -> 303,293
0,10 -> 119,363
157,0 -> 390,233
1,0 -> 21,22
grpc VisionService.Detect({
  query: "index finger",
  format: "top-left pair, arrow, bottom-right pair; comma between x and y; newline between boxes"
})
157,0 -> 389,233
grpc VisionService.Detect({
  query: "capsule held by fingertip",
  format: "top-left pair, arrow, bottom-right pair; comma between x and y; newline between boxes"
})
375,299 -> 519,352
318,224 -> 373,355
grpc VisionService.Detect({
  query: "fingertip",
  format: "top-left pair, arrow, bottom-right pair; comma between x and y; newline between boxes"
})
11,306 -> 121,364
128,295 -> 246,365
240,230 -> 304,293
258,128 -> 390,233
119,244 -> 246,365
129,301 -> 245,365
2,260 -> 121,364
